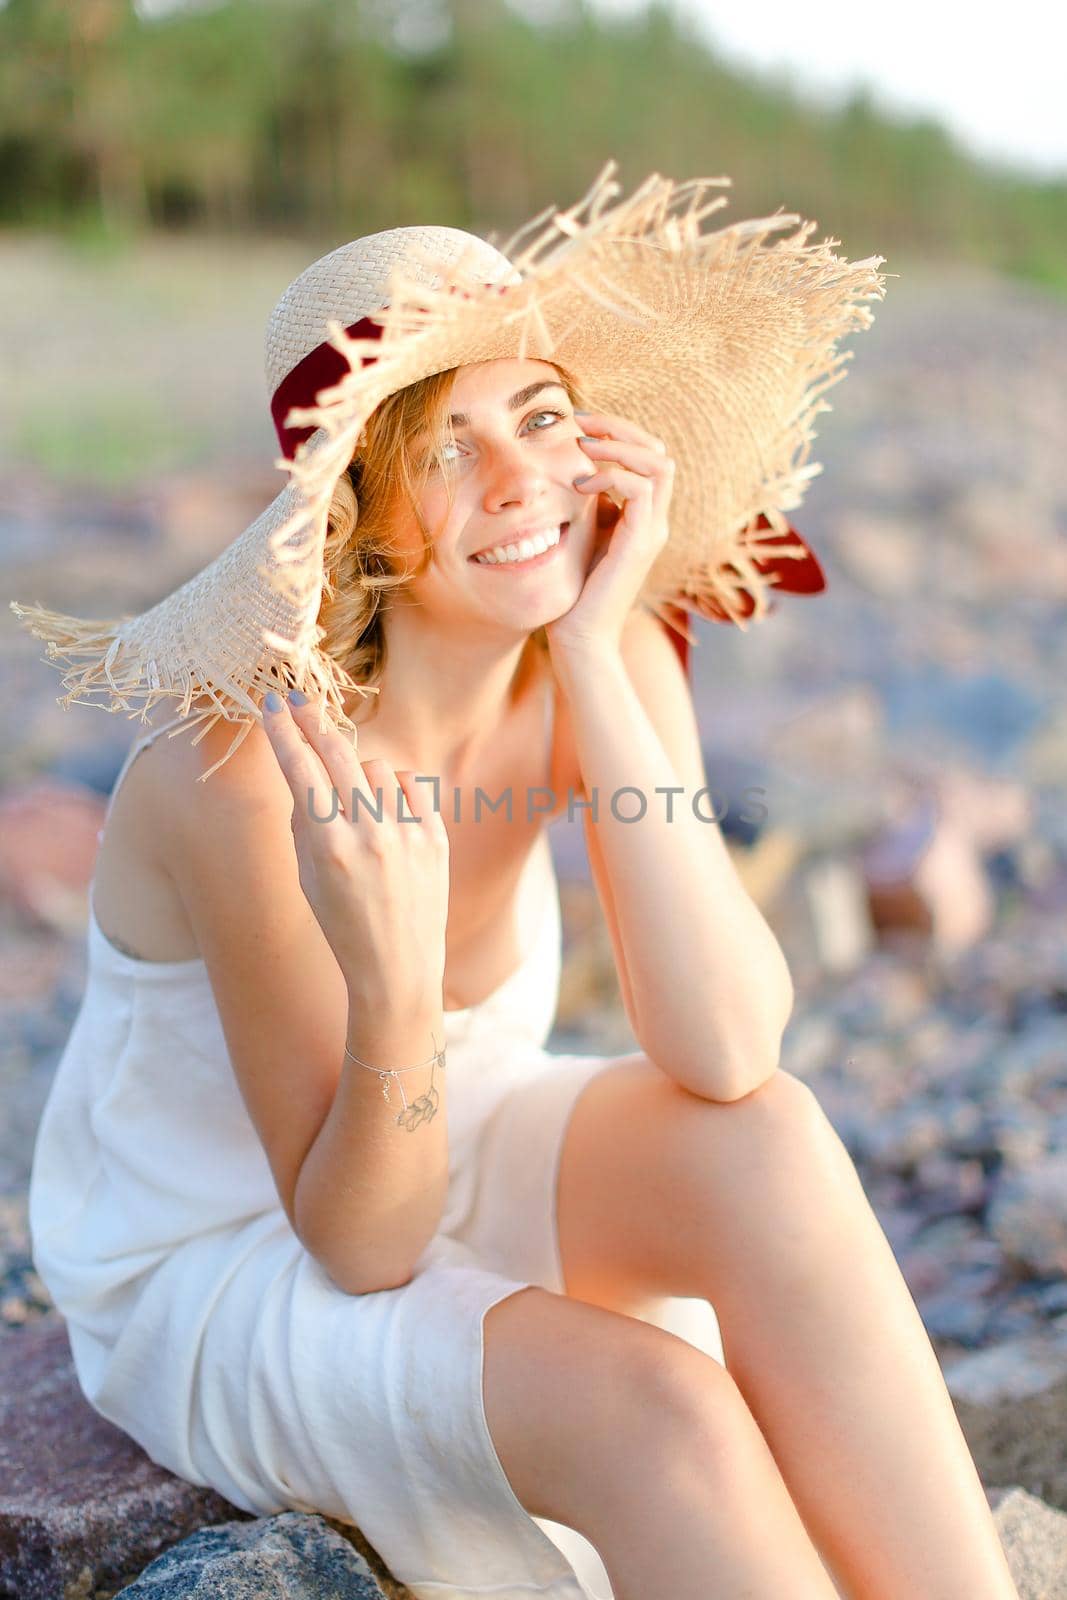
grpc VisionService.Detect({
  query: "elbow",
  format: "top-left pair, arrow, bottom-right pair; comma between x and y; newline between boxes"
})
309,1238 -> 423,1296
716,1057 -> 782,1103
726,980 -> 794,1097
724,1009 -> 792,1101
294,1182 -> 445,1298
326,1260 -> 416,1296
637,990 -> 792,1104
664,1031 -> 787,1104
292,1205 -> 410,1298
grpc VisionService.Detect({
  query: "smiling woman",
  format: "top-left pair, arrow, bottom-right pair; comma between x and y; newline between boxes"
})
22,179 -> 1006,1600
315,361 -> 594,707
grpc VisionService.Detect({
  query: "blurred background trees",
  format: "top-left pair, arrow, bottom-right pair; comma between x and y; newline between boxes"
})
1,0 -> 1063,291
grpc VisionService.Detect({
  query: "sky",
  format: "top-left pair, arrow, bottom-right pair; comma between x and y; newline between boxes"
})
586,0 -> 1067,179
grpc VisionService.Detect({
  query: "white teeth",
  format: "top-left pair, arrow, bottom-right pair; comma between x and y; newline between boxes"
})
473,526 -> 562,565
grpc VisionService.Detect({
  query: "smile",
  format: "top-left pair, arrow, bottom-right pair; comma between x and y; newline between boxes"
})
469,523 -> 570,570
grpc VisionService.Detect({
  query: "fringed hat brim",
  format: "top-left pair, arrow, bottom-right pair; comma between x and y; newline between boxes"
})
11,160 -> 886,777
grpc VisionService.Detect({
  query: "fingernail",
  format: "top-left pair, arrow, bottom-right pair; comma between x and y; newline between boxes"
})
578,436 -> 597,444
288,689 -> 308,706
264,691 -> 284,713
574,474 -> 596,486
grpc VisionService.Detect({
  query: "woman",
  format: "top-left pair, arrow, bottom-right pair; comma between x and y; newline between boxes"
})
21,172 -> 1019,1599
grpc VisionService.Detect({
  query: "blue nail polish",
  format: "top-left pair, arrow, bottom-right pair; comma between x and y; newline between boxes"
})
264,690 -> 283,713
288,688 -> 308,706
578,436 -> 597,444
574,474 -> 596,486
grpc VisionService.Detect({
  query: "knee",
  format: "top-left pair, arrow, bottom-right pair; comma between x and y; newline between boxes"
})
728,1067 -> 833,1137
727,1069 -> 862,1195
616,1325 -> 748,1463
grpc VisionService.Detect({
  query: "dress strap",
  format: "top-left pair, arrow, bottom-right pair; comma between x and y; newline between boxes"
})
96,712 -> 192,844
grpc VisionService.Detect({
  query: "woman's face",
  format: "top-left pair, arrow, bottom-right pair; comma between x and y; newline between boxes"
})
385,358 -> 600,637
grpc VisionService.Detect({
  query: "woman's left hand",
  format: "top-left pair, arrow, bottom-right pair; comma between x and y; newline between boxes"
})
545,409 -> 675,662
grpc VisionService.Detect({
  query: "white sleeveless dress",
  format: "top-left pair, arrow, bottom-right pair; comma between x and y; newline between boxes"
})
28,689 -> 725,1600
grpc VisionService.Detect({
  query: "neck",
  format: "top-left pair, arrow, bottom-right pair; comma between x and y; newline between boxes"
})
344,605 -> 541,786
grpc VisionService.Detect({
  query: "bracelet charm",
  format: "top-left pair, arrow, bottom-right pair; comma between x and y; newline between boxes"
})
344,1037 -> 446,1131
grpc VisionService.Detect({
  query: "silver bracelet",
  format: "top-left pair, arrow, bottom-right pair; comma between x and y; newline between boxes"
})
343,1033 -> 444,1131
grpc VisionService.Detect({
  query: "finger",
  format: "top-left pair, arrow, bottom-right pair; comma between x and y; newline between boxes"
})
575,413 -> 670,455
576,467 -> 671,541
285,694 -> 378,810
395,769 -> 447,836
351,756 -> 420,831
261,695 -> 346,833
575,464 -> 656,504
578,434 -> 675,475
356,758 -> 415,828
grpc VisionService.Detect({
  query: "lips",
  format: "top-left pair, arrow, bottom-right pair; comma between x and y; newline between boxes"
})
469,523 -> 570,567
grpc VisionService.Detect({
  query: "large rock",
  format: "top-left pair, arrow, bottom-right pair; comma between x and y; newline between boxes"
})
960,1374 -> 1067,1527
0,1319 -> 415,1600
0,1319 -> 250,1600
986,1488 -> 1067,1597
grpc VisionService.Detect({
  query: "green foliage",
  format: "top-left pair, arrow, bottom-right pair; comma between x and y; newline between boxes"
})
0,0 -> 1062,297
15,390 -> 199,486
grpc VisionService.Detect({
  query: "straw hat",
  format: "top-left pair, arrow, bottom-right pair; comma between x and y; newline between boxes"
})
10,160 -> 887,779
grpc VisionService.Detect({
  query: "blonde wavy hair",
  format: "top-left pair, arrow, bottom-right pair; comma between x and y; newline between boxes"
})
315,360 -> 592,715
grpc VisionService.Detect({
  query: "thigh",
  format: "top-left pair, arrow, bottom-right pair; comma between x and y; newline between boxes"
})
455,1050 -> 646,1300
556,1054 -> 823,1310
482,1282 -> 742,1536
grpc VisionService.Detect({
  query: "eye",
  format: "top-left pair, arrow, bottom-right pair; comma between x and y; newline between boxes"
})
426,409 -> 568,469
527,408 -> 566,430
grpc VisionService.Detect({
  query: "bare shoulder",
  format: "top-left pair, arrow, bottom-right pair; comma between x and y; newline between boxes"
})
90,701 -> 299,965
135,705 -> 295,859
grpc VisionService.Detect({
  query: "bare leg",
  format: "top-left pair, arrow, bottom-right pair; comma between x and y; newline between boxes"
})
678,1082 -> 1020,1597
483,1286 -> 842,1599
587,1388 -> 846,1600
555,1062 -> 1020,1598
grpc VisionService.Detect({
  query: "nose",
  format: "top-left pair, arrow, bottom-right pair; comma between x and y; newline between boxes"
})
479,436 -> 556,515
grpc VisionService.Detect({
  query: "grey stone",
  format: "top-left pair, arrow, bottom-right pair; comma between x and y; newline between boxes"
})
863,1104 -> 946,1172
942,1322 -> 1067,1404
913,1149 -> 988,1216
915,1287 -> 993,1348
1033,1279 -> 1067,1317
116,1513 -> 389,1598
988,1152 -> 1067,1275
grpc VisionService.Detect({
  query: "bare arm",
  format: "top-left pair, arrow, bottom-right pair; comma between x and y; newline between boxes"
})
294,997 -> 447,1293
169,722 -> 448,1294
554,607 -> 794,1101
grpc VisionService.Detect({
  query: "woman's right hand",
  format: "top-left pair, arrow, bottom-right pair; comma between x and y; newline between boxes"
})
260,691 -> 450,1013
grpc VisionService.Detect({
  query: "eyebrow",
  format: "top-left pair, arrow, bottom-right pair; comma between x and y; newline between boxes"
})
446,380 -> 569,428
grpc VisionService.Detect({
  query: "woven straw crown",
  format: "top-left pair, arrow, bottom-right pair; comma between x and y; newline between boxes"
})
10,160 -> 888,779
